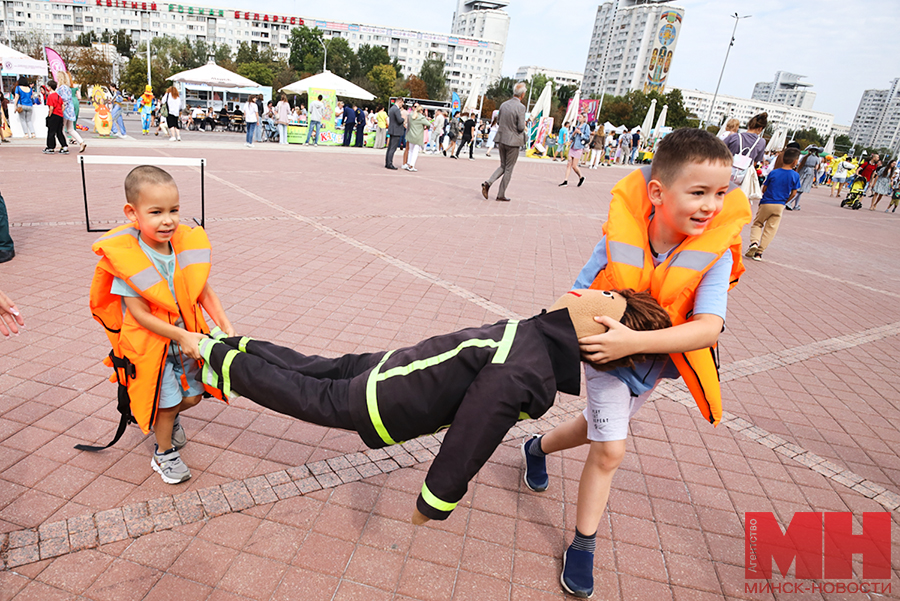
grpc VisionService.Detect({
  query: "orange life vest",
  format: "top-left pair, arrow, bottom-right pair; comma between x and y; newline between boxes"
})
589,166 -> 751,425
89,223 -> 220,434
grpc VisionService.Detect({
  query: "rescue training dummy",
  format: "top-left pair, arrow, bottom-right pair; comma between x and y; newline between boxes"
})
191,288 -> 672,524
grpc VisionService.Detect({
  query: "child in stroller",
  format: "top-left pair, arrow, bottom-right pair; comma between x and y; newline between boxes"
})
261,118 -> 278,142
840,175 -> 867,210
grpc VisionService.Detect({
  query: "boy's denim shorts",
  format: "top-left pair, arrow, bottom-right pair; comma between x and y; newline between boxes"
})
159,350 -> 203,409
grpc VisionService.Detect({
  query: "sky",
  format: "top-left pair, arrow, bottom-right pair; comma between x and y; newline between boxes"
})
260,0 -> 898,125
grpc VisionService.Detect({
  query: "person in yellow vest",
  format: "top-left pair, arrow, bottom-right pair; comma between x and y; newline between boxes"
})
521,128 -> 751,598
89,166 -> 234,484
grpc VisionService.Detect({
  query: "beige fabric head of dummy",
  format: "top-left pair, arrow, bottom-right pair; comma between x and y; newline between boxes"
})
549,289 -> 628,338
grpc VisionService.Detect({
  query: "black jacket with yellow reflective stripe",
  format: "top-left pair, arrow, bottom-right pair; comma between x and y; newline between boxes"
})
345,309 -> 581,521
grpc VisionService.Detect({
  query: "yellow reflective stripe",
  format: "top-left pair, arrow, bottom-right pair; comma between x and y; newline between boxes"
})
491,320 -> 518,364
421,483 -> 457,513
238,337 -> 252,352
201,361 -> 219,389
378,338 -> 500,381
220,349 -> 240,399
518,412 -> 531,421
366,351 -> 397,445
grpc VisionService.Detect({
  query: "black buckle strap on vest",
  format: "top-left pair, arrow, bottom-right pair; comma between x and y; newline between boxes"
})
74,351 -> 137,452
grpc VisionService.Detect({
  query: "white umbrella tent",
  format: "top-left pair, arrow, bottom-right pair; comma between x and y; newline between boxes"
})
281,70 -> 374,100
766,128 -> 787,152
462,88 -> 479,115
0,42 -> 47,78
640,99 -> 656,138
654,104 -> 668,135
823,133 -> 835,155
528,81 -> 553,122
169,61 -> 259,88
562,88 -> 581,127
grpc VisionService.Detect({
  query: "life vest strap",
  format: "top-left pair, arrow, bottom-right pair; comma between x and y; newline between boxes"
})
74,351 -> 137,452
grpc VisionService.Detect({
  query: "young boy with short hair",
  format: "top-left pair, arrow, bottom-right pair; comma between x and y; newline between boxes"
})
90,166 -> 234,484
521,128 -> 751,598
744,147 -> 801,262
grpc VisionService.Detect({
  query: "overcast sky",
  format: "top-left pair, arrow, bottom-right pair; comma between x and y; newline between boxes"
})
268,0 -> 898,125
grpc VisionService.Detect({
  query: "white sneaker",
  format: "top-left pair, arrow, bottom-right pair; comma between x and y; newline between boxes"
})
401,164 -> 410,170
409,167 -> 418,172
169,137 -> 176,141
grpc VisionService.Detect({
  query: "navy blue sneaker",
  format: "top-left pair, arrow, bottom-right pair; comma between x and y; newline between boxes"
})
561,546 -> 594,598
521,435 -> 549,492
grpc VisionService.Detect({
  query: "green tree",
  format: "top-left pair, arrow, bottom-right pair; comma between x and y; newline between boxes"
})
237,62 -> 275,86
404,75 -> 428,99
273,65 -> 299,95
484,76 -> 515,103
368,64 -> 397,106
213,44 -> 235,71
75,31 -> 99,47
355,44 -> 391,79
69,46 -> 115,87
557,84 -> 577,106
418,54 -> 447,101
120,55 -> 169,97
325,37 -> 357,79
288,25 -> 324,74
235,41 -> 259,65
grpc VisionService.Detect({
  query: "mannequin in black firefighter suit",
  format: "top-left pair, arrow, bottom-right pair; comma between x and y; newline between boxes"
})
196,289 -> 670,524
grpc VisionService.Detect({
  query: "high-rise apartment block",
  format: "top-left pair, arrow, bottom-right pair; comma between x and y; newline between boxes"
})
450,0 -> 509,82
849,78 -> 900,154
582,0 -> 685,98
751,71 -> 816,110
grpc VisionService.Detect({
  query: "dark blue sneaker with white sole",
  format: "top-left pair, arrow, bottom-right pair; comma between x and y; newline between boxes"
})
561,546 -> 594,598
521,435 -> 549,492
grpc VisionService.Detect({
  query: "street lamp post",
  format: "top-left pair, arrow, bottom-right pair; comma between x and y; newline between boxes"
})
318,37 -> 327,73
701,12 -> 751,131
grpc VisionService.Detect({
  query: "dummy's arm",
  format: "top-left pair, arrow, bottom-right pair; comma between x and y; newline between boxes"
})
580,313 -> 722,365
412,363 -> 534,525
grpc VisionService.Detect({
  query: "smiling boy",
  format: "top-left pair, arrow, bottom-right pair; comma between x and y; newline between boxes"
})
89,166 -> 234,484
521,128 -> 752,598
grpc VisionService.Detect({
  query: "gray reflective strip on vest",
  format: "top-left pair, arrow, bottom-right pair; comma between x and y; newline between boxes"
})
668,250 -> 718,272
177,248 -> 211,268
95,228 -> 139,244
129,266 -> 164,291
608,241 -> 645,269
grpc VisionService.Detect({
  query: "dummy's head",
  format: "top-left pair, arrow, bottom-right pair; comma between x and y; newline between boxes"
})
549,288 -> 672,369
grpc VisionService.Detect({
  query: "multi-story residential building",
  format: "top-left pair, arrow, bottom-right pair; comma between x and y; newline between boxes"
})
751,71 -> 816,110
0,0 -> 506,98
849,78 -> 900,154
514,65 -> 582,88
582,0 -> 685,98
450,0 -> 507,82
674,87 -> 836,137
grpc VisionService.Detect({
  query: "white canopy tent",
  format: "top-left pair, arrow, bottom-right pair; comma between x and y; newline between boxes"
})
715,113 -> 731,137
281,70 -> 374,100
640,99 -> 656,138
462,89 -> 479,115
0,42 -> 47,77
528,81 -> 553,122
168,61 -> 259,88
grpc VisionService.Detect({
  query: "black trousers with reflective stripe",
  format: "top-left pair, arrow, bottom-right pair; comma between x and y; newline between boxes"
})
205,337 -> 383,430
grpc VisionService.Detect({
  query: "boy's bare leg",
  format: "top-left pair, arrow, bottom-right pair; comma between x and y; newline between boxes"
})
539,414 -> 590,454
154,407 -> 177,450
576,439 -> 626,535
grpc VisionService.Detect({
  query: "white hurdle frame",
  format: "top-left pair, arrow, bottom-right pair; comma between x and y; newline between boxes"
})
78,155 -> 206,232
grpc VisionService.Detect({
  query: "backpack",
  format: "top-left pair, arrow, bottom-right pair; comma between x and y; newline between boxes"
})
731,134 -> 761,185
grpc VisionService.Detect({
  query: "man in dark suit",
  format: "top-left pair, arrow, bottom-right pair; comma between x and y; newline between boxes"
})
482,82 -> 527,201
342,101 -> 356,146
385,98 -> 406,170
354,105 -> 365,147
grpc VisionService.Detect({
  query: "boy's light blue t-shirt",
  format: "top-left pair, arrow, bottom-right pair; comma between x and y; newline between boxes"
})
557,127 -> 568,146
573,234 -> 732,396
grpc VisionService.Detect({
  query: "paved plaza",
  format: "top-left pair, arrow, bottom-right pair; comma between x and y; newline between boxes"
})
0,126 -> 899,600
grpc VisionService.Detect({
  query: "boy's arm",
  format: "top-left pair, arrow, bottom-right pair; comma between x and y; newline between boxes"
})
122,295 -> 202,360
580,313 -> 723,364
198,283 -> 235,337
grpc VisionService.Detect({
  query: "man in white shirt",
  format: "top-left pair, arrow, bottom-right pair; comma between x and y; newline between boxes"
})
306,94 -> 326,146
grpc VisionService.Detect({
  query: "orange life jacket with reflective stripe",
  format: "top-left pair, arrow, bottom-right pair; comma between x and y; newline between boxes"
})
89,223 -> 220,434
589,166 -> 751,425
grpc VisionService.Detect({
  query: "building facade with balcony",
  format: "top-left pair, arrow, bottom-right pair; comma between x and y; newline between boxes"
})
1,0 -> 506,98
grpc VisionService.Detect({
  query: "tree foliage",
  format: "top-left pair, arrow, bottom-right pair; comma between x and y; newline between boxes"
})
68,47 -> 115,87
120,56 -> 168,97
588,89 -> 695,129
288,25 -> 324,75
368,64 -> 397,106
237,62 -> 275,87
418,54 -> 447,101
484,76 -> 515,104
356,44 -> 391,79
325,37 -> 358,80
404,75 -> 428,99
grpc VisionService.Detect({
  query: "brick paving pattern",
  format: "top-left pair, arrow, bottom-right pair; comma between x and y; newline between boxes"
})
1,129 -> 899,600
